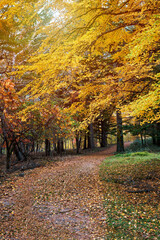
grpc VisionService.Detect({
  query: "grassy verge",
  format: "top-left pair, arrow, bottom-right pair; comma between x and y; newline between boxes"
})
99,152 -> 160,239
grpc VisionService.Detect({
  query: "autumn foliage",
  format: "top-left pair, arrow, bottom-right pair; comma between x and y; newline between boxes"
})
0,0 -> 160,161
0,2 -> 160,239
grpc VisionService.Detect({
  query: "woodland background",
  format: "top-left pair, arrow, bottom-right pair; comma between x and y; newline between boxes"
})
0,0 -> 160,170
0,1 -> 160,239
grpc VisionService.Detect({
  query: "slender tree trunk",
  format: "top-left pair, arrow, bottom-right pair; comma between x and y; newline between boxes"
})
57,139 -> 63,154
101,120 -> 107,147
57,140 -> 60,154
13,142 -> 25,161
31,141 -> 35,152
83,132 -> 87,150
0,144 -> 2,156
76,133 -> 81,154
144,129 -> 147,146
6,141 -> 12,170
88,124 -> 95,149
152,124 -> 156,145
60,140 -> 64,152
45,139 -> 51,156
87,129 -> 91,149
116,110 -> 124,153
26,144 -> 29,153
72,139 -> 75,150
140,132 -> 144,146
53,142 -> 57,152
156,123 -> 160,146
6,150 -> 11,170
36,142 -> 39,153
0,113 -> 11,168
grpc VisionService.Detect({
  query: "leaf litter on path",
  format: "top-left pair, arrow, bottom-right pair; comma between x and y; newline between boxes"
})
0,143 -> 130,239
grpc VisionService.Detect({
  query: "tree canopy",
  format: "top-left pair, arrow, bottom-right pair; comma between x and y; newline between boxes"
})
12,0 -> 159,125
0,0 -> 160,164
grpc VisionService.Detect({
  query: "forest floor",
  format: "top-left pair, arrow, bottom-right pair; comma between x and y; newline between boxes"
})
1,142 -> 159,240
0,143 -> 131,240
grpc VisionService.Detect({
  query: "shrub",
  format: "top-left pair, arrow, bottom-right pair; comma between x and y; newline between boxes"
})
126,138 -> 160,153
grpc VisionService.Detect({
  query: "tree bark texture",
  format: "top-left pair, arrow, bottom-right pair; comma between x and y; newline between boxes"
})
116,110 -> 124,153
88,124 -> 95,149
45,139 -> 51,156
101,120 -> 107,147
76,133 -> 81,154
156,123 -> 160,146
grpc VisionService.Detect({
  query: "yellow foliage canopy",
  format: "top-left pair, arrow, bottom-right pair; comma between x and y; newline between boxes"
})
4,0 -> 159,126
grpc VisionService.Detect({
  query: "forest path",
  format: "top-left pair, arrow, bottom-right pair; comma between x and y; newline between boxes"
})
0,143 -> 131,240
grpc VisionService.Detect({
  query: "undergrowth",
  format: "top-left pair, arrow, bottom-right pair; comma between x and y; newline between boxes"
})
100,151 -> 160,239
125,138 -> 160,153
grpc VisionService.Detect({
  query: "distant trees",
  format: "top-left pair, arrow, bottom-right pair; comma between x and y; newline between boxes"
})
17,0 -> 159,151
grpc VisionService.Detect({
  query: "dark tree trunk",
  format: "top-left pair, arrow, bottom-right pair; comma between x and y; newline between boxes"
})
13,142 -> 25,161
116,110 -> 124,153
61,140 -> 64,152
101,120 -> 107,147
45,139 -> 51,156
53,142 -> 57,152
31,141 -> 35,152
0,144 -> 2,155
152,124 -> 156,145
76,134 -> 81,154
6,141 -> 12,170
26,144 -> 29,153
144,129 -> 147,146
87,129 -> 91,149
57,140 -> 61,154
83,133 -> 87,149
36,143 -> 39,153
88,124 -> 95,149
6,150 -> 11,170
156,123 -> 160,146
57,140 -> 63,154
140,132 -> 144,146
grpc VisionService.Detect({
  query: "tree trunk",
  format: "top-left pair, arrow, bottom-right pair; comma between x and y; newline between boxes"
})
0,144 -> 2,155
53,142 -> 57,152
6,141 -> 12,170
144,129 -> 147,146
13,142 -> 25,161
152,124 -> 156,145
101,120 -> 107,147
45,139 -> 51,156
31,141 -> 35,152
88,124 -> 95,149
36,142 -> 39,153
57,139 -> 63,154
156,123 -> 160,146
6,150 -> 11,170
140,132 -> 144,146
76,133 -> 81,154
83,132 -> 87,149
116,110 -> 124,153
26,144 -> 29,153
87,129 -> 91,149
61,140 -> 64,152
57,140 -> 60,154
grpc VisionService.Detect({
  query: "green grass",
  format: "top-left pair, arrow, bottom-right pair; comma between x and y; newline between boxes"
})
100,152 -> 160,183
99,152 -> 160,239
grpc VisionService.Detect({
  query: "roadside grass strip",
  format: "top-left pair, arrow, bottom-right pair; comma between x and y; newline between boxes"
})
100,152 -> 160,239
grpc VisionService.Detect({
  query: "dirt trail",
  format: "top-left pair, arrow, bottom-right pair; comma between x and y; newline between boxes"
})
0,143 -> 130,240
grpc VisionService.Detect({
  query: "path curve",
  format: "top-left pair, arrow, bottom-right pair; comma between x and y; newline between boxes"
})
0,143 -> 131,240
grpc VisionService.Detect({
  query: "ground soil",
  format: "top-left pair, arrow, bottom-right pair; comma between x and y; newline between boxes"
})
0,143 -> 131,240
